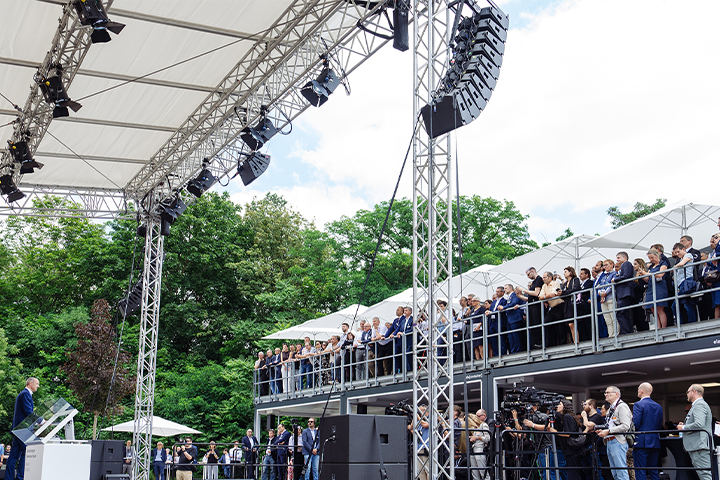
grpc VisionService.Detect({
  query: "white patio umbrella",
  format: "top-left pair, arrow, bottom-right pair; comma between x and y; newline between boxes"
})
263,304 -> 368,341
102,415 -> 201,437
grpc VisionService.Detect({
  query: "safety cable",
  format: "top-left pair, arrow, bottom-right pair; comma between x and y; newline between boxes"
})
0,91 -> 22,112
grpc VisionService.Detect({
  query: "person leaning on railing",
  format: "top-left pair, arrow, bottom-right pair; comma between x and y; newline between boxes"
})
638,249 -> 669,329
705,233 -> 720,320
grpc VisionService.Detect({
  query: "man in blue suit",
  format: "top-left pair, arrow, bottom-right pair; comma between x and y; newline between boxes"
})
152,441 -> 167,480
242,429 -> 260,479
394,307 -> 414,372
499,285 -> 526,353
6,377 -> 39,480
386,306 -> 404,373
632,382 -> 663,480
275,423 -> 292,480
612,252 -> 635,334
302,418 -> 320,480
488,287 -> 507,356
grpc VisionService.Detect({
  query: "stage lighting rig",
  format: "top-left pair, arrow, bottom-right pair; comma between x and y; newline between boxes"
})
74,0 -> 126,44
300,57 -> 342,107
421,5 -> 508,138
238,152 -> 271,186
187,167 -> 216,198
240,107 -> 278,151
158,195 -> 187,225
37,66 -> 82,118
0,174 -> 25,204
8,140 -> 44,175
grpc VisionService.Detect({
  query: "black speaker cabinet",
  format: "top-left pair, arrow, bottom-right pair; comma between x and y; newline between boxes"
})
91,440 -> 125,462
320,462 -> 407,480
89,460 -> 123,480
319,414 -> 407,464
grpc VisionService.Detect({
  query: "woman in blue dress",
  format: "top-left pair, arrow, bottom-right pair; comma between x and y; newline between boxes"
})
639,248 -> 669,328
705,233 -> 720,319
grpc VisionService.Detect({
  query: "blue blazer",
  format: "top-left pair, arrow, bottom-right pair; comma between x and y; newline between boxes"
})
242,435 -> 259,456
152,447 -> 167,463
301,428 -> 319,456
632,397 -> 663,449
613,261 -> 635,300
504,293 -> 525,325
275,430 -> 291,461
387,315 -> 404,337
13,388 -> 34,428
489,297 -> 506,323
399,315 -> 413,334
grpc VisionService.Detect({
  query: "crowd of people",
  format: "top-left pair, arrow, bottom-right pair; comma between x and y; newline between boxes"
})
256,232 -> 720,394
416,382 -> 717,480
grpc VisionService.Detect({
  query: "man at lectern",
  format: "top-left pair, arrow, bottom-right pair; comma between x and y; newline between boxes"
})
5,377 -> 40,480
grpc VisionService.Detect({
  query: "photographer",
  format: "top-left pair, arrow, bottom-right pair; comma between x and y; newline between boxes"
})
556,399 -> 584,480
176,437 -> 198,480
468,410 -> 491,480
523,404 -> 563,480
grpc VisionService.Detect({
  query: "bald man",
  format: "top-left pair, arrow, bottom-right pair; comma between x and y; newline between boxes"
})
632,383 -> 663,480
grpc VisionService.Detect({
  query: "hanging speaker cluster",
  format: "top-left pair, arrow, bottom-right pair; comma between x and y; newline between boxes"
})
421,6 -> 509,139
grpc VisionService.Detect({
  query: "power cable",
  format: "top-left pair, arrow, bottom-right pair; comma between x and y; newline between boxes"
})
44,129 -> 123,190
0,91 -> 23,113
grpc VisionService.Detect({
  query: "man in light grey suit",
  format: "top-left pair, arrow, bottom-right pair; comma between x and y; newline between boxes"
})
677,384 -> 713,480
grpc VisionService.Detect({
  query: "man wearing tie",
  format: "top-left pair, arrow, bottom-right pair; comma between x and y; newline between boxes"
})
677,384 -> 713,480
577,268 -> 593,341
243,429 -> 259,479
488,287 -> 507,356
611,252 -> 635,334
632,383 -> 663,480
275,424 -> 292,480
395,307 -> 414,372
5,377 -> 39,480
230,440 -> 243,479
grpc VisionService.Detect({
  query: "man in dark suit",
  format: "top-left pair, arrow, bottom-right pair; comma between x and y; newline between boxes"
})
5,377 -> 39,480
577,268 -> 593,341
632,382 -> 663,480
301,418 -> 320,480
243,429 -> 260,479
275,423 -> 292,480
488,287 -> 507,356
499,285 -> 525,353
152,441 -> 167,480
612,252 -> 635,334
677,384 -> 713,480
386,306 -> 405,373
395,307 -> 414,372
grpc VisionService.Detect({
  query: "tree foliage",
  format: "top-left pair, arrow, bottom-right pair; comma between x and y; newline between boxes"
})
607,198 -> 667,229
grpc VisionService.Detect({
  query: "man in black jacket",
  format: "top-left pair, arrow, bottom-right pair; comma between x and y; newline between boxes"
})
177,437 -> 197,480
612,252 -> 635,334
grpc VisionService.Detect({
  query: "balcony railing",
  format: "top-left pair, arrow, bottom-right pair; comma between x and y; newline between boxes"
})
254,257 -> 720,403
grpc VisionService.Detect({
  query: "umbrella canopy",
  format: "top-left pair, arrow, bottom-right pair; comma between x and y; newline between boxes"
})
263,304 -> 367,341
102,415 -> 201,437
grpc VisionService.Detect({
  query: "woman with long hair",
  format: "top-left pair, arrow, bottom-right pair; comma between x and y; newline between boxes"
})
556,399 -> 583,480
639,248 -> 669,328
561,266 -> 581,344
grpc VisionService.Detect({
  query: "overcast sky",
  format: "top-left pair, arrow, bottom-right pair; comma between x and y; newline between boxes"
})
224,0 -> 720,244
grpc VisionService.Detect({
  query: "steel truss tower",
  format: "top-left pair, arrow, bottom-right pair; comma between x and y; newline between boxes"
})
131,213 -> 165,480
412,2 -> 455,480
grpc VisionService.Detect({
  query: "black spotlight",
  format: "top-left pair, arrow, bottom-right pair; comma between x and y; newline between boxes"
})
0,174 -> 25,203
8,141 -> 44,175
300,64 -> 341,107
158,196 -> 187,225
421,5 -> 508,138
38,71 -> 83,118
392,0 -> 410,52
74,0 -> 126,44
240,117 -> 278,151
238,152 -> 271,186
187,169 -> 216,198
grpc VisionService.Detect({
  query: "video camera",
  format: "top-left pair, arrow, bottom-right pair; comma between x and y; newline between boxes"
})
500,386 -> 565,428
385,399 -> 413,420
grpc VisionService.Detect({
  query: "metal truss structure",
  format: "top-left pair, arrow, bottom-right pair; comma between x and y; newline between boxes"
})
131,214 -> 164,480
412,1 -> 454,480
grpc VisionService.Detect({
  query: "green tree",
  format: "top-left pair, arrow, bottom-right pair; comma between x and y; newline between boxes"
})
607,199 -> 667,229
0,329 -> 24,444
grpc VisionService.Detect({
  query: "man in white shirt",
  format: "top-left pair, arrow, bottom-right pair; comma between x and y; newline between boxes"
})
598,386 -> 631,480
672,243 -> 698,324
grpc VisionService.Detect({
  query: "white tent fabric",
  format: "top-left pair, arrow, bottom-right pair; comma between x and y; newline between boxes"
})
263,304 -> 368,341
102,415 -> 201,437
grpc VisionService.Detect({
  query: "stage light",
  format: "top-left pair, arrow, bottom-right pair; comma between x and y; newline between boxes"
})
238,152 -> 271,186
8,141 -> 44,175
240,117 -> 278,151
0,174 -> 25,203
187,169 -> 216,198
300,63 -> 341,107
74,0 -> 126,44
38,69 -> 83,118
421,5 -> 508,138
158,195 -> 187,225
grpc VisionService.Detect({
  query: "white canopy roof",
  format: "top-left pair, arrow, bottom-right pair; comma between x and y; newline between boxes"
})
102,415 -> 201,437
263,304 -> 368,341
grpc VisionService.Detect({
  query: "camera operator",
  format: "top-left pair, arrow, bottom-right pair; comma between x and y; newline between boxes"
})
555,399 -> 584,480
505,409 -> 535,480
523,404 -> 563,480
581,399 -> 609,480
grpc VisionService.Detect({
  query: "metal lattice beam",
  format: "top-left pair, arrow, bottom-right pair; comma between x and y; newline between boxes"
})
412,1 -> 454,480
131,214 -> 164,480
0,184 -> 129,219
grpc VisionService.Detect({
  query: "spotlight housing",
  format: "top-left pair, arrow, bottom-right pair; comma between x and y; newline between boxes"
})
8,141 -> 44,175
240,117 -> 278,151
300,65 -> 341,107
238,152 -> 271,186
187,169 -> 216,198
0,174 -> 25,203
74,0 -> 126,44
38,71 -> 83,118
158,196 -> 187,225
